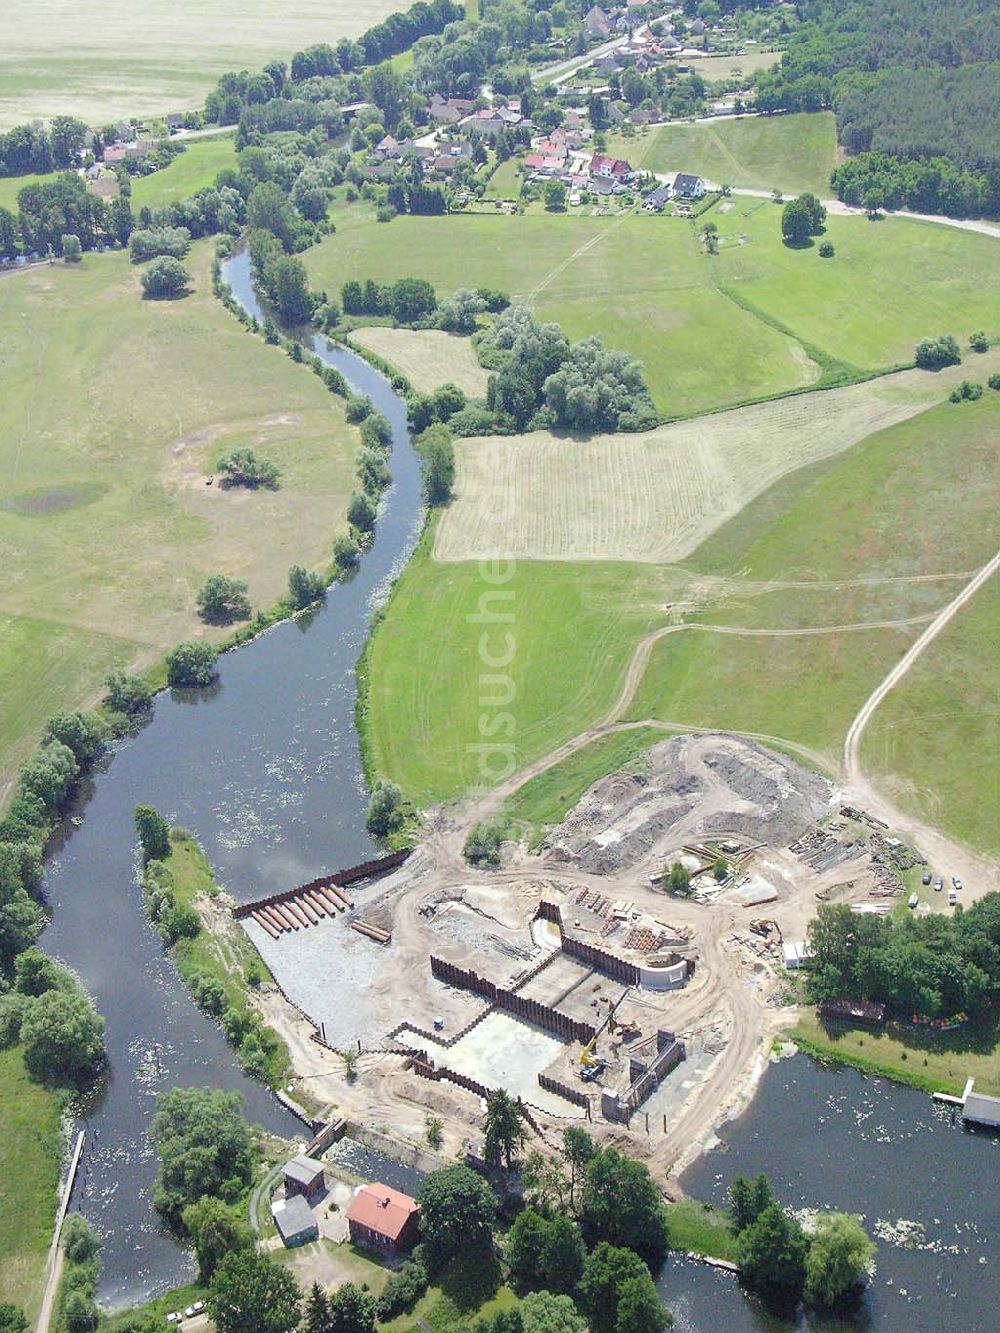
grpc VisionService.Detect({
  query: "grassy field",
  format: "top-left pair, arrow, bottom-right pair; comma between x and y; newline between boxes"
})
130,134 -> 237,211
433,358 -> 991,565
862,573 -> 1000,857
793,1010 -> 1000,1097
348,327 -> 490,396
0,0 -> 400,128
0,240 -> 358,799
0,1046 -> 63,1321
0,170 -> 62,214
714,204 -> 1000,370
612,111 -> 838,196
305,212 -> 818,417
305,208 -> 998,418
369,388 -> 1000,829
484,156 -> 522,200
665,1199 -> 739,1262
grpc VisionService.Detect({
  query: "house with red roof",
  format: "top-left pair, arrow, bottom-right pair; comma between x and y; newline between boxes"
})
589,153 -> 635,182
347,1183 -> 420,1255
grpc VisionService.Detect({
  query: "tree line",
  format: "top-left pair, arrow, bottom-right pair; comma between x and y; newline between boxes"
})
806,896 -> 1000,1019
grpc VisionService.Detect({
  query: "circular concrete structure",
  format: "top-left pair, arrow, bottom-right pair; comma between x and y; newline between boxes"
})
639,953 -> 688,990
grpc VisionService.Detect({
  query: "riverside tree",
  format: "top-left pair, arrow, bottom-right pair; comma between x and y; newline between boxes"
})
737,1204 -> 809,1296
152,1086 -> 255,1221
580,1244 -> 664,1333
580,1147 -> 671,1267
804,1213 -> 875,1308
166,640 -> 218,688
20,987 -> 106,1083
135,804 -> 171,862
417,1165 -> 496,1271
418,423 -> 455,504
181,1197 -> 253,1281
208,1250 -> 301,1333
104,670 -> 153,717
364,779 -> 404,837
288,564 -> 326,608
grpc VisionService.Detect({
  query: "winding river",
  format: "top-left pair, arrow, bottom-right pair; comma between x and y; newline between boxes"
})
41,250 -> 425,1304
34,255 -> 997,1325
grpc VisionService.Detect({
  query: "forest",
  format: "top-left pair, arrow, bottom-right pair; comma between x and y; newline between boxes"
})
755,0 -> 1000,213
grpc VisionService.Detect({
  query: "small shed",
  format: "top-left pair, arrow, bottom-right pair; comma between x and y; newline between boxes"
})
963,1086 -> 1000,1129
782,940 -> 810,969
347,1183 -> 420,1255
283,1153 -> 327,1200
272,1194 -> 318,1248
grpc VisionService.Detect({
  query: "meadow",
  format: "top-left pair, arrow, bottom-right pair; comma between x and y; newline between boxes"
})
306,205 -> 998,418
0,241 -> 358,798
368,389 -> 1000,838
348,327 -> 490,396
610,111 -> 838,197
306,210 -> 818,416
0,1046 -> 63,1320
0,0 -> 400,129
129,134 -> 237,211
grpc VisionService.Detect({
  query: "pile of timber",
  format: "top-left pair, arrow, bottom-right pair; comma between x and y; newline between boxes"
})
249,883 -> 352,938
351,920 -> 391,945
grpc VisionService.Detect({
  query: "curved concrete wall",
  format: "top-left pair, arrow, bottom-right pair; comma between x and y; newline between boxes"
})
639,956 -> 688,990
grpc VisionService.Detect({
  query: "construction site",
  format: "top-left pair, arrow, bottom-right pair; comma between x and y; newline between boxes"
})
235,733 -> 936,1173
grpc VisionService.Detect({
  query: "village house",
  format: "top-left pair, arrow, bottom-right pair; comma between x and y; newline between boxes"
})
643,183 -> 671,211
671,171 -> 706,200
427,94 -> 475,124
468,104 -> 523,137
346,1183 -> 420,1255
272,1195 -> 319,1249
125,140 -> 155,162
589,152 -> 635,183
102,144 -> 127,165
584,5 -> 613,38
165,112 -> 184,132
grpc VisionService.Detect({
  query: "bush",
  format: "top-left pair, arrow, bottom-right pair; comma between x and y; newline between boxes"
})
166,641 -> 218,688
104,670 -> 153,717
989,373 -> 1000,390
949,379 -> 983,402
818,240 -> 835,257
333,534 -> 361,568
130,226 -> 191,263
365,780 -> 404,838
345,394 -> 372,423
141,256 -> 190,299
159,903 -> 202,944
914,334 -> 961,369
62,234 -> 82,263
969,331 -> 989,352
187,970 -> 227,1016
0,993 -> 28,1048
375,1259 -> 428,1319
463,819 -> 507,866
347,490 -> 377,532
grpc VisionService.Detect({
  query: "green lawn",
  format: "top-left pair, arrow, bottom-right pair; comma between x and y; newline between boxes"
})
304,212 -> 815,416
862,573 -> 1000,858
0,239 -> 358,798
665,1199 -> 739,1262
130,134 -> 237,211
0,170 -> 60,214
612,111 -> 838,197
714,204 -> 1000,370
793,1009 -> 1000,1098
0,1046 -> 63,1322
483,156 -> 521,200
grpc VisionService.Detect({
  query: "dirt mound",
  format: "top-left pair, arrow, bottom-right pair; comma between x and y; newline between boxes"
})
542,733 -> 832,875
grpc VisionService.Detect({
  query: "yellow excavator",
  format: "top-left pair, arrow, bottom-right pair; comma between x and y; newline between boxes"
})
580,987 -> 631,1071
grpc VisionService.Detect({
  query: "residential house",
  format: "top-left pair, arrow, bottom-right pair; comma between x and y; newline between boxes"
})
272,1196 -> 318,1249
102,144 -> 127,165
468,104 -> 523,138
283,1154 -> 327,1201
347,1184 -> 420,1255
125,140 -> 155,162
587,174 -> 622,196
631,107 -> 661,126
374,134 -> 400,160
671,171 -> 706,199
533,136 -> 568,163
165,112 -> 184,132
589,153 -> 634,182
115,120 -> 135,142
364,158 -> 399,181
643,184 -> 671,211
584,5 -> 612,38
428,94 -> 475,124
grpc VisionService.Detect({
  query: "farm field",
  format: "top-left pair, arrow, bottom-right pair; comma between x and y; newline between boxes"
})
305,212 -> 818,416
0,0 -> 400,128
129,133 -> 237,211
0,1046 -> 63,1321
613,111 -> 838,197
0,240 -> 358,798
370,388 -> 1000,833
714,204 -> 1000,370
348,327 -> 490,396
677,51 -> 783,82
433,355 -> 995,565
862,577 -> 1000,858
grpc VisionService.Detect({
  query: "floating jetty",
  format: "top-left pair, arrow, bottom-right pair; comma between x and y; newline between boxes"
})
234,850 -> 411,942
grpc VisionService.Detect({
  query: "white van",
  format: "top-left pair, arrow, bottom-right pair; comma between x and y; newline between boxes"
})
948,888 -> 958,906
907,893 -> 918,909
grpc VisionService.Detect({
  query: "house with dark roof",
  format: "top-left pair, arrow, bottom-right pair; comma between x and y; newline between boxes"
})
283,1153 -> 327,1201
672,172 -> 706,199
584,5 -> 612,38
643,184 -> 671,211
272,1195 -> 319,1248
347,1183 -> 420,1255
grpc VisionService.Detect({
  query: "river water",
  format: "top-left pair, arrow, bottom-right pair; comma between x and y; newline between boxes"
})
40,250 -> 425,1304
33,255 -> 998,1323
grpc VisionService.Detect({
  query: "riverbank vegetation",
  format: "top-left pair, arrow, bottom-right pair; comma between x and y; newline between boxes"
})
140,824 -> 289,1088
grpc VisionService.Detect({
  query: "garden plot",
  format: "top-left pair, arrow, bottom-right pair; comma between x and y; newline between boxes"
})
433,362 -> 981,565
348,328 -> 490,398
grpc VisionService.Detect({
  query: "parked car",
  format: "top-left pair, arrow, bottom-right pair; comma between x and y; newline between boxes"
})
952,877 -> 963,890
934,877 -> 944,891
908,893 -> 918,908
922,871 -> 932,885
948,888 -> 958,906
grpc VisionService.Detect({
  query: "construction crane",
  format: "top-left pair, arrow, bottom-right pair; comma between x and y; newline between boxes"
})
580,987 -> 631,1068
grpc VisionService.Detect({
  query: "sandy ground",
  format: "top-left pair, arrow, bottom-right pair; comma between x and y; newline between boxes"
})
348,327 -> 490,398
432,357 -> 994,564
